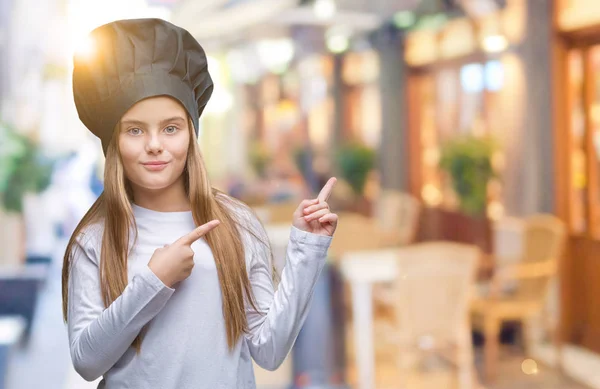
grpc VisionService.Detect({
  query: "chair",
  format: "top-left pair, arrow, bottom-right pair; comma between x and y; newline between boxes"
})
326,191 -> 420,262
376,242 -> 480,389
373,190 -> 421,246
329,197 -> 420,345
328,212 -> 401,259
470,214 -> 566,382
252,201 -> 299,225
371,191 -> 421,320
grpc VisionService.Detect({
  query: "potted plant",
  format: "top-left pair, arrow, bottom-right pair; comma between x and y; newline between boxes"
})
293,145 -> 321,193
439,134 -> 498,216
336,143 -> 376,214
293,146 -> 311,183
249,140 -> 271,179
0,122 -> 54,265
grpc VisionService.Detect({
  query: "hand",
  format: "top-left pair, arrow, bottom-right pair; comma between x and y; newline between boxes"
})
292,177 -> 338,237
148,220 -> 221,288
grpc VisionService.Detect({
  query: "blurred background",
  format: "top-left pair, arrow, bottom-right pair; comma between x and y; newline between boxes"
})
0,0 -> 598,388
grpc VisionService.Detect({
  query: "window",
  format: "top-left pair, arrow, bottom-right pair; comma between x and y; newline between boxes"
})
567,44 -> 600,237
413,59 -> 506,218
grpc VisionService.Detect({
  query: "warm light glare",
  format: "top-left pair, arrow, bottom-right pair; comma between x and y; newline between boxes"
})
521,358 -> 538,375
314,0 -> 336,20
67,0 -> 170,62
482,34 -> 508,53
423,148 -> 440,166
487,201 -> 505,220
75,35 -> 96,59
422,184 -> 442,206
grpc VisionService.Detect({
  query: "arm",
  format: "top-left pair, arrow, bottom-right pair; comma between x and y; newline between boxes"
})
488,259 -> 558,298
495,259 -> 558,280
244,224 -> 332,371
67,235 -> 175,381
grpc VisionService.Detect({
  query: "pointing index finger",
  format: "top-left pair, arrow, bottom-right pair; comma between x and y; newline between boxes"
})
317,177 -> 337,203
175,220 -> 220,246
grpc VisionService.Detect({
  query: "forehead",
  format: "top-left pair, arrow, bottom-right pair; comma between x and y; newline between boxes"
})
121,96 -> 188,123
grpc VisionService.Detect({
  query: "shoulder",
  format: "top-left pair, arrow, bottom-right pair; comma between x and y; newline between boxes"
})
77,219 -> 105,247
215,191 -> 264,231
214,190 -> 270,254
72,219 -> 105,265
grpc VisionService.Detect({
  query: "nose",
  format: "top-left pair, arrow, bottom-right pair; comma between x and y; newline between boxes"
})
145,132 -> 163,154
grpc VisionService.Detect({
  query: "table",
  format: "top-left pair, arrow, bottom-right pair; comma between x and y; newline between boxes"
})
264,217 -> 493,389
0,315 -> 25,389
263,218 -> 400,389
338,250 -> 399,389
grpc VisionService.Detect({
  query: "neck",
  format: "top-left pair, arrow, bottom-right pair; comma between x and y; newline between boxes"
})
131,175 -> 190,212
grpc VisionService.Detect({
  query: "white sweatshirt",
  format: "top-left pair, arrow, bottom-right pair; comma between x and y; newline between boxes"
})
66,201 -> 332,388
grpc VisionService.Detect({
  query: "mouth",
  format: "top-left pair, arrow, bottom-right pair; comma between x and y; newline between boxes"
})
141,161 -> 170,171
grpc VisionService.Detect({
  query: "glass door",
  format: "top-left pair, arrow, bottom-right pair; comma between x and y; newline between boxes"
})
566,44 -> 600,238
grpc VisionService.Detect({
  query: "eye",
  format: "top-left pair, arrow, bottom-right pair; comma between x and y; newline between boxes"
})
164,126 -> 179,134
127,128 -> 142,136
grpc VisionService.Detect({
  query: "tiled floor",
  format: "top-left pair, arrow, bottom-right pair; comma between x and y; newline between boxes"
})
483,352 -> 584,389
3,239 -> 592,389
5,244 -> 73,389
343,349 -> 588,389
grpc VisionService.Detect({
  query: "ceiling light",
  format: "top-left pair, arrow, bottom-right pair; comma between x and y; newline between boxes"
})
482,34 -> 508,53
257,38 -> 295,74
314,0 -> 336,20
326,35 -> 349,54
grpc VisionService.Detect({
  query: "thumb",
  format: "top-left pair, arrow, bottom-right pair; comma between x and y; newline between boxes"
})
174,220 -> 220,246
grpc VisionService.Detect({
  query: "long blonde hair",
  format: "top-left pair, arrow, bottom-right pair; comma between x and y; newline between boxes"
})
62,119 -> 271,352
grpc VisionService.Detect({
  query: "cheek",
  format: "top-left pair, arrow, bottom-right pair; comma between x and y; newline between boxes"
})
170,137 -> 190,163
118,139 -> 142,172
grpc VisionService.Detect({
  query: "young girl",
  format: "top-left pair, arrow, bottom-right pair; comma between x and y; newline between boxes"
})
62,18 -> 338,388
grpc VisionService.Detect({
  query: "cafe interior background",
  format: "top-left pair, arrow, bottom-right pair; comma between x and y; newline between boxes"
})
3,0 -> 600,388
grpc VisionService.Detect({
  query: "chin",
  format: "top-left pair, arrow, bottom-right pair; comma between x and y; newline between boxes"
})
139,182 -> 173,191
132,174 -> 179,191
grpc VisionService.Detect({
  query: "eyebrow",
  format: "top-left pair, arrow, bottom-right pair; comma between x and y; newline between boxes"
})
121,116 -> 186,127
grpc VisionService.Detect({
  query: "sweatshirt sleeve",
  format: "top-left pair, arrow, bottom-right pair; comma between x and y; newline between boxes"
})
66,227 -> 175,381
243,221 -> 333,371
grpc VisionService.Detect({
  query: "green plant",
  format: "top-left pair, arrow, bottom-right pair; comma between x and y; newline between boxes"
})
439,135 -> 498,216
336,143 -> 376,196
293,146 -> 310,181
0,123 -> 54,213
248,141 -> 271,178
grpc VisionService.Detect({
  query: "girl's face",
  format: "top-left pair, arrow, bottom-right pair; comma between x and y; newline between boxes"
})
118,96 -> 191,193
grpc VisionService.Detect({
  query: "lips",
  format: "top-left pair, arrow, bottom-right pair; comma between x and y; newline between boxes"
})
141,161 -> 169,171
